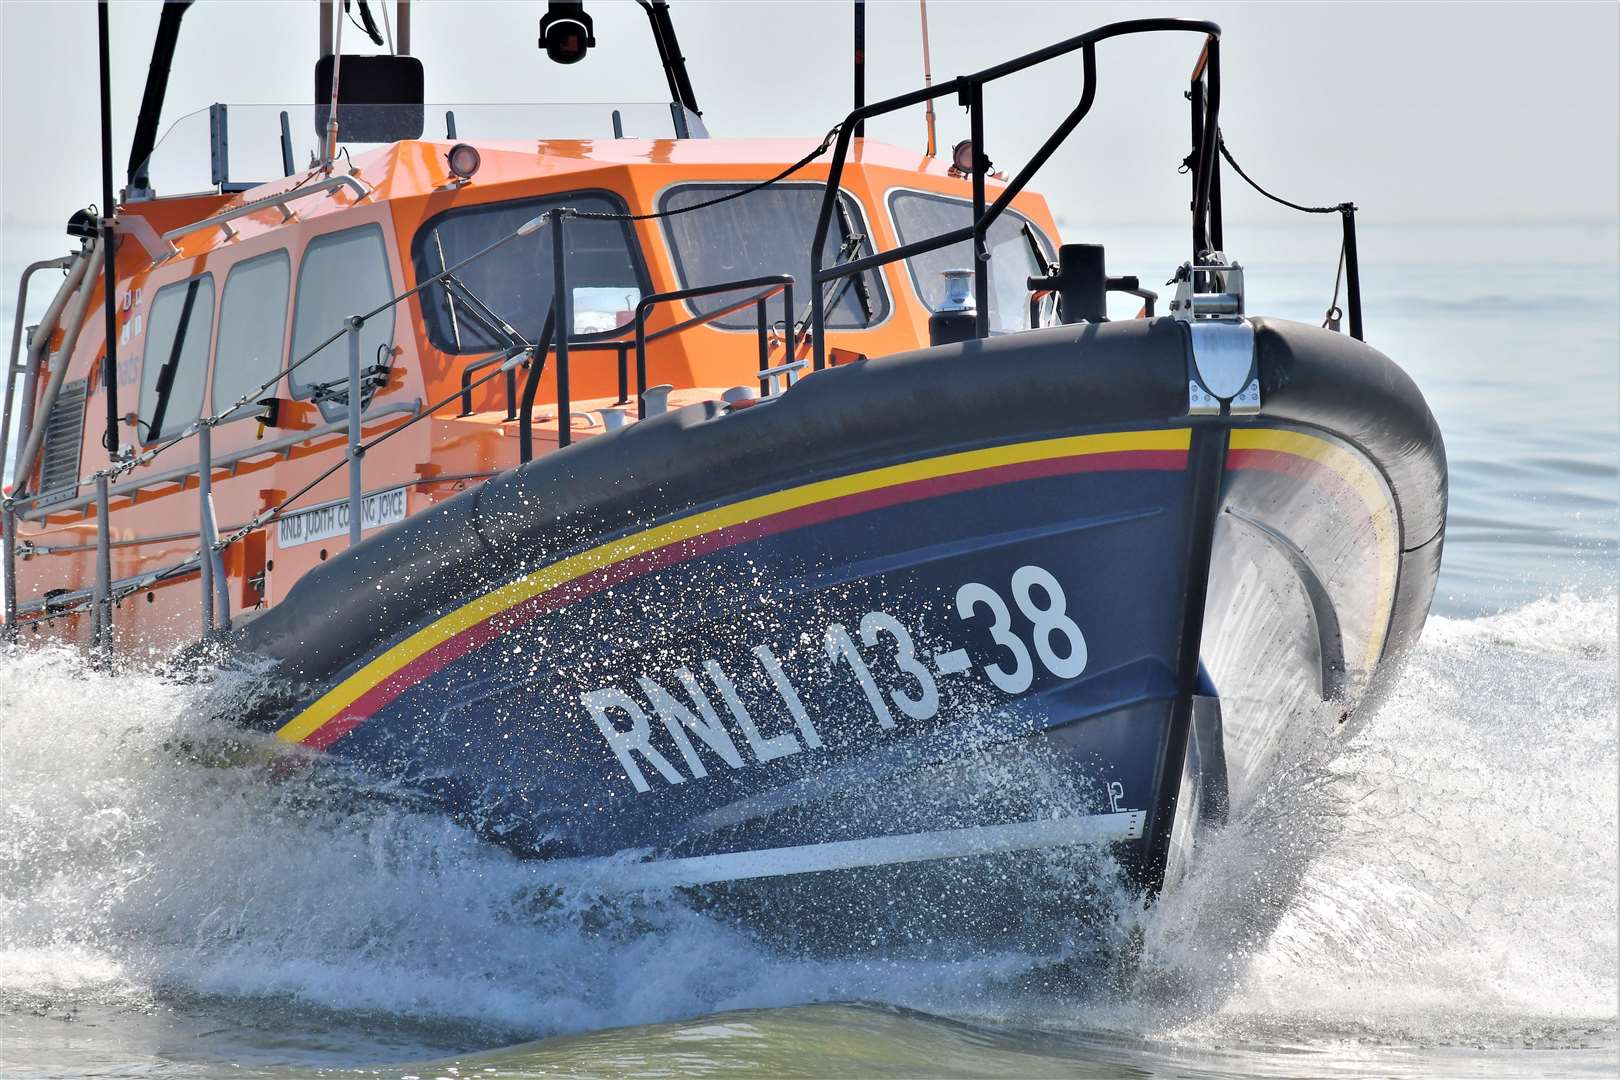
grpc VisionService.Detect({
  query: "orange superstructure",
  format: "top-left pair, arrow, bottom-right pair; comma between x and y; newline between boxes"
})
4,135 -> 1060,652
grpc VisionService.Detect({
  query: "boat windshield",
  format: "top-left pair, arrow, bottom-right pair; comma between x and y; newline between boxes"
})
888,191 -> 1056,334
659,183 -> 889,330
411,192 -> 648,353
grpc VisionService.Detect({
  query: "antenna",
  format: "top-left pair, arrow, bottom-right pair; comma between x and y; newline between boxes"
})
97,0 -> 120,461
324,0 -> 345,166
919,0 -> 936,157
853,0 -> 865,138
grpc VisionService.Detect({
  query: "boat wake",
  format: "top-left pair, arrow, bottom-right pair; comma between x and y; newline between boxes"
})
1130,592 -> 1619,1049
0,592 -> 1614,1069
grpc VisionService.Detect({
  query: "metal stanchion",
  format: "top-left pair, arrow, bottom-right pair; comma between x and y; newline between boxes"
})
2,502 -> 17,644
549,211 -> 571,448
346,316 -> 364,546
92,473 -> 112,659
202,503 -> 231,635
197,423 -> 216,636
1341,204 -> 1364,342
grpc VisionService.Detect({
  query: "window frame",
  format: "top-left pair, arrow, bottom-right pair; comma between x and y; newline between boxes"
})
655,180 -> 893,332
287,222 -> 397,415
210,248 -> 292,425
409,187 -> 653,356
883,187 -> 1058,332
136,271 -> 217,445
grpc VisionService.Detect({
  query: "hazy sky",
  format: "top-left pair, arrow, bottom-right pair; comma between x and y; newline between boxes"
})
1,0 -> 1616,233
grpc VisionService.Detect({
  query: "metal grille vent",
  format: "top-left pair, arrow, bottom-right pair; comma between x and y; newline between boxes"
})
37,378 -> 88,496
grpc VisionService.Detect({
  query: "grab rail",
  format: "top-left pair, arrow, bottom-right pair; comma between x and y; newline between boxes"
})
8,401 -> 420,522
807,17 -> 1222,370
155,174 -> 371,258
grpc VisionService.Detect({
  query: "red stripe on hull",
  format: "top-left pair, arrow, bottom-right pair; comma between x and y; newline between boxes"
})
1226,447 -> 1380,526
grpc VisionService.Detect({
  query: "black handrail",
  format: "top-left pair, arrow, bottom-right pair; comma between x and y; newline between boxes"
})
463,336 -> 639,419
517,309 -> 558,465
459,345 -> 521,417
471,277 -> 797,425
633,275 -> 794,419
1189,37 -> 1223,261
808,17 -> 1223,370
506,250 -> 793,461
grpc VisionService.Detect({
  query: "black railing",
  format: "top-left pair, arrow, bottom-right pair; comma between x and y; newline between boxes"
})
515,205 -> 800,463
808,18 -> 1224,370
1187,37 -> 1223,262
632,276 -> 795,418
514,269 -> 795,463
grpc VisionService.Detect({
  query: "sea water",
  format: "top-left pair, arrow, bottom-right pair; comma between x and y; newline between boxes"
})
0,222 -> 1615,1077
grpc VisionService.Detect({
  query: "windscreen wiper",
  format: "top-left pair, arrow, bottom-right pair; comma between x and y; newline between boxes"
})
782,230 -> 865,359
442,271 -> 531,351
145,277 -> 203,439
432,229 -> 464,351
834,199 -> 875,326
1021,221 -> 1053,277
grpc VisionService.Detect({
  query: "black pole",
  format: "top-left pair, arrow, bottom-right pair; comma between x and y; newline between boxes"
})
1134,426 -> 1228,895
1188,77 -> 1205,260
98,1 -> 121,461
755,299 -> 770,396
635,304 -> 649,417
279,109 -> 295,176
1196,40 -> 1221,244
1341,204 -> 1364,341
640,1 -> 702,118
968,82 -> 989,337
518,311 -> 556,465
1206,41 -> 1224,253
551,209 -> 571,448
1189,37 -> 1220,263
853,0 -> 866,138
126,0 -> 193,193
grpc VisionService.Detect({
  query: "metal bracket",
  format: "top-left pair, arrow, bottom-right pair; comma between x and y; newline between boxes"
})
309,364 -> 389,407
116,215 -> 178,262
1172,259 -> 1260,416
209,103 -> 230,190
1169,258 -> 1244,321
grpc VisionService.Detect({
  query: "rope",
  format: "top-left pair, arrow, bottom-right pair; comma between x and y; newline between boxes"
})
1218,135 -> 1344,215
570,124 -> 844,222
1218,133 -> 1355,332
1322,239 -> 1345,331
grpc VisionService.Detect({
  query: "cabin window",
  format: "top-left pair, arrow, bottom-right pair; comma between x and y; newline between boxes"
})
887,191 -> 1056,334
290,225 -> 396,418
137,273 -> 215,442
659,183 -> 889,330
411,191 -> 648,354
212,250 -> 290,422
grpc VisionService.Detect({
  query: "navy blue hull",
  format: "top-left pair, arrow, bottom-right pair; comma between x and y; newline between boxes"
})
233,317 -> 1446,941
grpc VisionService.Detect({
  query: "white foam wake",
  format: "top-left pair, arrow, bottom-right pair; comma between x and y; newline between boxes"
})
1140,592 -> 1618,1047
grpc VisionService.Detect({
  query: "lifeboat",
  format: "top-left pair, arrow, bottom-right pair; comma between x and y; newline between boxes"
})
1,3 -> 1445,943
